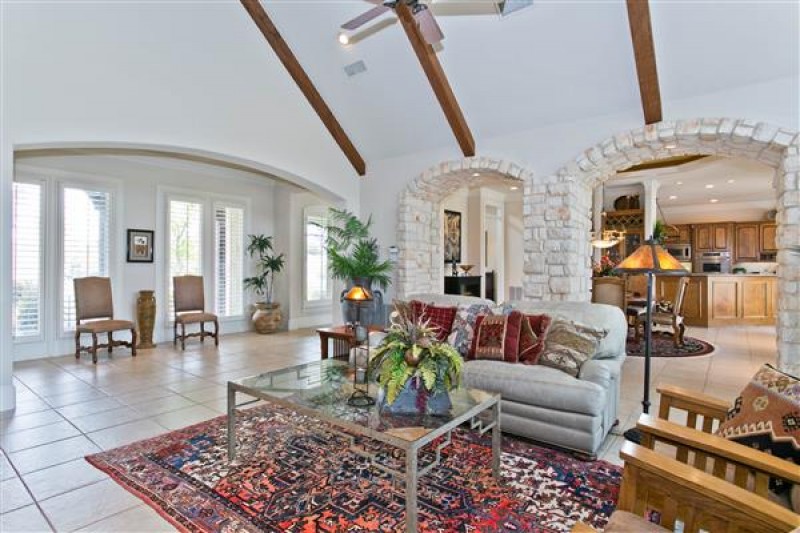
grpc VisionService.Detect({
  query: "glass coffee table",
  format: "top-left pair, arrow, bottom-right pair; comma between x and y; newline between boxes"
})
227,358 -> 501,533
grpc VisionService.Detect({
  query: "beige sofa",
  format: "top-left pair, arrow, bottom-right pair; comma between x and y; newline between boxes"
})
404,293 -> 628,458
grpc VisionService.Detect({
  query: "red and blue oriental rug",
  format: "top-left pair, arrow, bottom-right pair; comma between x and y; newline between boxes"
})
86,405 -> 621,532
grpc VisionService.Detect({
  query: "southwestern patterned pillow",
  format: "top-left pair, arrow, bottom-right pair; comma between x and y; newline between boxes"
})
716,364 -> 800,494
410,300 -> 458,342
537,318 -> 607,377
518,314 -> 552,365
467,310 -> 524,363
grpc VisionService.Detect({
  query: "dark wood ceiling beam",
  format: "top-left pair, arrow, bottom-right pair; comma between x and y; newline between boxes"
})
396,2 -> 475,157
626,0 -> 663,124
240,0 -> 366,175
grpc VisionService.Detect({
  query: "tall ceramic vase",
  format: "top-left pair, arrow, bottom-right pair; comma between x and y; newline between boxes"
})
136,290 -> 156,349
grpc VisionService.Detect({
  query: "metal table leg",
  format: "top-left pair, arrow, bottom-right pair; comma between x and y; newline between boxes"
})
491,400 -> 502,479
405,447 -> 418,533
227,384 -> 237,461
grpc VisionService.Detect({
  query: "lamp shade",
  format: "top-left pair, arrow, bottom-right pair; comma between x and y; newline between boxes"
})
613,240 -> 688,275
344,285 -> 373,302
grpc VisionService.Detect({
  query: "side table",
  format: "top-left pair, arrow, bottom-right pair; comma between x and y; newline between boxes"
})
316,325 -> 382,359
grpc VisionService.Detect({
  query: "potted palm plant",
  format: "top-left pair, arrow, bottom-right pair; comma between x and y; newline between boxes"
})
326,208 -> 393,324
244,234 -> 285,334
368,304 -> 463,414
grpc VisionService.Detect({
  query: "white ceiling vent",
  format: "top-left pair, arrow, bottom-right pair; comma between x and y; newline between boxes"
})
344,60 -> 367,78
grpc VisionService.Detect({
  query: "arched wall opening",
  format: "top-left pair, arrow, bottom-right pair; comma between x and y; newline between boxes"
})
396,157 -> 531,299
523,118 -> 800,374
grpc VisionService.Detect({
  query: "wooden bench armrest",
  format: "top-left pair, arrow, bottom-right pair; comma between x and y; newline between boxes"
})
619,442 -> 800,529
636,414 -> 800,484
657,384 -> 730,422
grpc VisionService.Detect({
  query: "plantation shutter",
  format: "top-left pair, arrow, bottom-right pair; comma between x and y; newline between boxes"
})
62,186 -> 112,331
169,200 -> 203,315
12,182 -> 43,338
304,209 -> 331,304
214,204 -> 244,317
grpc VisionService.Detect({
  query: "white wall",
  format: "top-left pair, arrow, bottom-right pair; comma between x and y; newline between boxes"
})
12,153 -> 284,360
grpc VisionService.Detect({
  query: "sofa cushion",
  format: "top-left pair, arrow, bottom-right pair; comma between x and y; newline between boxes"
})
463,359 -> 606,416
518,314 -> 551,364
467,311 -> 523,363
716,363 -> 800,493
537,318 -> 608,377
410,300 -> 457,342
447,303 -> 494,356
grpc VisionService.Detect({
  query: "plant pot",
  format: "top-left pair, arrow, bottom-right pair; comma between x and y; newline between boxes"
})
378,379 -> 452,416
252,302 -> 282,334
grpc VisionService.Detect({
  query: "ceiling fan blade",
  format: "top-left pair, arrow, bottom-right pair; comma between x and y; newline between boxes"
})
414,5 -> 444,44
341,5 -> 391,31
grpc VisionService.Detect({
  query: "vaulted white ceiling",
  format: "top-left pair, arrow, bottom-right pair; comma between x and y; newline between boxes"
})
4,0 -> 798,173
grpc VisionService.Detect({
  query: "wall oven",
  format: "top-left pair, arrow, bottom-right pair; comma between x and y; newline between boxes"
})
694,251 -> 731,273
665,243 -> 692,262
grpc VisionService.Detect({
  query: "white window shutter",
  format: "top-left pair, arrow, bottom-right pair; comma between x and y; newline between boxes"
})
214,205 -> 244,317
12,182 -> 43,338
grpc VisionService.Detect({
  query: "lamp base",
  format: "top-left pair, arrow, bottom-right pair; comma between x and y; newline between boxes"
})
347,390 -> 375,408
622,427 -> 643,444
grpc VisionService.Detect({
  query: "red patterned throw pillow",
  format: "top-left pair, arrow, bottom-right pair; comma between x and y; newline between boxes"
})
410,300 -> 458,342
518,314 -> 551,364
467,310 -> 524,363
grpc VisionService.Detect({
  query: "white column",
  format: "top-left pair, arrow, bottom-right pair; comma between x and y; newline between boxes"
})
0,142 -> 15,413
592,185 -> 603,263
642,179 -> 660,240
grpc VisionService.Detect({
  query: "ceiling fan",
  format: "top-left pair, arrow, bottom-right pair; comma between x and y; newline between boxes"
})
341,0 -> 445,45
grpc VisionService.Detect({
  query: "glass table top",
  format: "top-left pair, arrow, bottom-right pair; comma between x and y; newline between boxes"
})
230,358 -> 499,447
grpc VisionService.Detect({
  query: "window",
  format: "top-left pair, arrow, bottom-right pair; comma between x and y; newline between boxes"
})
62,186 -> 112,331
12,182 -> 43,338
214,204 -> 244,317
304,207 -> 332,306
168,199 -> 203,314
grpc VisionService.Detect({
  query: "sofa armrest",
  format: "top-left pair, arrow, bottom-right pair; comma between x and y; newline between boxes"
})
579,359 -> 614,390
636,414 -> 800,497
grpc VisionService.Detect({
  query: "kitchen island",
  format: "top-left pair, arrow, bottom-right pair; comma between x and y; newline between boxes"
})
655,273 -> 777,327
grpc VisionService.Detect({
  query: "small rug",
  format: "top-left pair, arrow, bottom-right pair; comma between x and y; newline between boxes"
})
626,331 -> 715,357
86,404 -> 621,532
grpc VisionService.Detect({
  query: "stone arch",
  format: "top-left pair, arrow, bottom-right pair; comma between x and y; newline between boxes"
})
523,118 -> 800,374
396,157 -> 532,299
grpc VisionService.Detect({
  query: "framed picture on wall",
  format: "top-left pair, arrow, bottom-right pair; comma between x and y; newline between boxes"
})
127,229 -> 154,263
444,210 -> 462,264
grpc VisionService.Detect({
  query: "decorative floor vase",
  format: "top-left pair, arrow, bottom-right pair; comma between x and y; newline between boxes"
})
136,290 -> 156,349
253,302 -> 282,334
379,381 -> 452,416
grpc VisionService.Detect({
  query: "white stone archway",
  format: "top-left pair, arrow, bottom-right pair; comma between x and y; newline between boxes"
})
523,118 -> 800,374
396,157 -> 532,299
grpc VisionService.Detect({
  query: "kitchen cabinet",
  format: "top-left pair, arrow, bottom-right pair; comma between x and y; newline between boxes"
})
665,224 -> 692,244
760,223 -> 777,253
694,223 -> 732,252
734,223 -> 760,262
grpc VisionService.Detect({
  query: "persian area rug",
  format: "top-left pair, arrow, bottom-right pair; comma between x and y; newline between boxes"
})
86,405 -> 621,532
626,331 -> 715,358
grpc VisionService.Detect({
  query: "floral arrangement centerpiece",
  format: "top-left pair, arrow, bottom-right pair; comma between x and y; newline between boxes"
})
368,303 -> 463,415
593,255 -> 619,278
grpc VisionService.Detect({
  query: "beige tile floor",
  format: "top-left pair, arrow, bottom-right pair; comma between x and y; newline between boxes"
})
0,324 -> 777,532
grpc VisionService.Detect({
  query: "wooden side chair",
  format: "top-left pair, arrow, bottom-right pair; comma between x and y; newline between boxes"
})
636,276 -> 689,347
572,441 -> 800,532
173,275 -> 219,350
74,277 -> 137,364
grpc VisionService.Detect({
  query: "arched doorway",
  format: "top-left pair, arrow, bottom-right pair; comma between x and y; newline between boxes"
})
523,118 -> 799,374
396,157 -> 531,299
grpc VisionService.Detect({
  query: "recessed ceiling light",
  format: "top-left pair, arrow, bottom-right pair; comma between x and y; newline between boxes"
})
676,181 -> 683,185
472,172 -> 481,177
727,179 -> 735,183
665,143 -> 677,149
710,198 -> 719,203
669,195 -> 677,200
705,184 -> 714,189
510,186 -> 519,191
338,32 -> 350,45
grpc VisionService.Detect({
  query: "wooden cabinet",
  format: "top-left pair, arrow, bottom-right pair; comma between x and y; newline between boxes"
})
695,225 -> 712,251
665,224 -> 692,244
760,223 -> 777,253
694,223 -> 732,252
741,278 -> 774,320
734,223 -> 760,262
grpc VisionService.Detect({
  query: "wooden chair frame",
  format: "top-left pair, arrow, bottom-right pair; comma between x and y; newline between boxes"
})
636,276 -> 689,347
73,277 -> 137,364
573,442 -> 800,532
